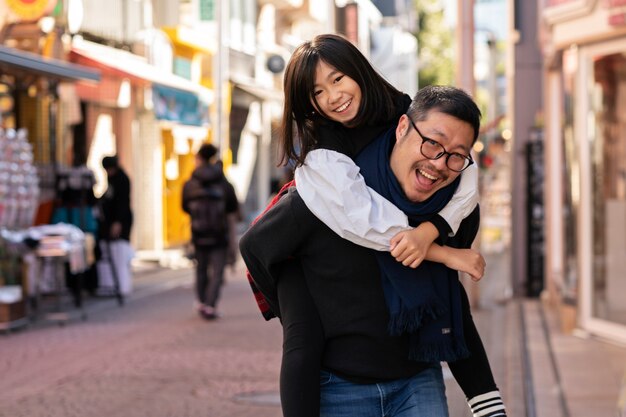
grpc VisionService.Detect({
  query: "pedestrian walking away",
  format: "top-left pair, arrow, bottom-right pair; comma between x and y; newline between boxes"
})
183,143 -> 240,320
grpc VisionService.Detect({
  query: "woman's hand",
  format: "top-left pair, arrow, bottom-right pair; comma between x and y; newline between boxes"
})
444,249 -> 486,281
390,222 -> 438,268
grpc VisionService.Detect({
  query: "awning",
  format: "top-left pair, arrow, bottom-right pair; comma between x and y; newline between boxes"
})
70,38 -> 213,105
0,45 -> 100,82
232,77 -> 283,103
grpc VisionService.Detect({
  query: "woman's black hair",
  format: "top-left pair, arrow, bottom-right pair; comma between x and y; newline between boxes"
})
280,34 -> 405,166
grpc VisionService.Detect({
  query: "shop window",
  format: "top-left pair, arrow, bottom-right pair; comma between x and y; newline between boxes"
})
562,57 -> 579,305
589,52 -> 626,325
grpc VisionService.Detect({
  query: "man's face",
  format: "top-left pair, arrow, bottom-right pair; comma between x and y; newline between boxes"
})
390,110 -> 474,203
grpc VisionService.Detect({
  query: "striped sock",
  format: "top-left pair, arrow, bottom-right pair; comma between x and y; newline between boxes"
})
467,390 -> 507,417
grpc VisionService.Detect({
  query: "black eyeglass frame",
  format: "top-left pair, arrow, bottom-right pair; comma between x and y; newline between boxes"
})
405,113 -> 474,173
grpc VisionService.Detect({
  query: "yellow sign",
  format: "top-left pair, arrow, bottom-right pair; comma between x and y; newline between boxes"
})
6,0 -> 55,21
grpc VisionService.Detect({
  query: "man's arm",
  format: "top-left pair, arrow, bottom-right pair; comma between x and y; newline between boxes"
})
239,189 -> 309,312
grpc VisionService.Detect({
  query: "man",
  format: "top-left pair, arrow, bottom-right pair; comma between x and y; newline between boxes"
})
97,155 -> 134,297
240,86 -> 483,416
100,155 -> 132,241
182,144 -> 240,320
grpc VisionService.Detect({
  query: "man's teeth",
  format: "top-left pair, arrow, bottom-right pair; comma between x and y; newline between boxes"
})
419,169 -> 437,181
335,100 -> 351,112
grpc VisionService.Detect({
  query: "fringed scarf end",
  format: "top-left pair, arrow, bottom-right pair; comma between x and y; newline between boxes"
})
387,302 -> 447,335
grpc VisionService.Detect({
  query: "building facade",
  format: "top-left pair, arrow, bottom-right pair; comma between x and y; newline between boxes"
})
541,0 -> 626,344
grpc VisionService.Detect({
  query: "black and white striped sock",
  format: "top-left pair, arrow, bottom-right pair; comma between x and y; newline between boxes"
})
467,390 -> 507,416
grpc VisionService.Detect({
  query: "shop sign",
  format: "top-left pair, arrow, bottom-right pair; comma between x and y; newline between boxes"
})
606,0 -> 626,27
152,84 -> 209,127
6,0 -> 56,21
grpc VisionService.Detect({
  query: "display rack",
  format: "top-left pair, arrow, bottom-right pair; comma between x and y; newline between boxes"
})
0,128 -> 38,332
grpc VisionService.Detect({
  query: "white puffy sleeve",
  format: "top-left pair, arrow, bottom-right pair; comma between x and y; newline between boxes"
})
437,163 -> 479,236
294,149 -> 409,251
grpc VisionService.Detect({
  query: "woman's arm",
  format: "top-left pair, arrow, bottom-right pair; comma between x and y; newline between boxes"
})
295,149 -> 479,266
295,149 -> 409,252
426,244 -> 485,281
438,163 -> 479,236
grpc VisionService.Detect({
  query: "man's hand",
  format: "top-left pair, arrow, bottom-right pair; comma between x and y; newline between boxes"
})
444,249 -> 485,281
390,222 -> 439,269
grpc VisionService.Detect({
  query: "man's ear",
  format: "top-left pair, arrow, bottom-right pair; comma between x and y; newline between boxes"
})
396,114 -> 410,141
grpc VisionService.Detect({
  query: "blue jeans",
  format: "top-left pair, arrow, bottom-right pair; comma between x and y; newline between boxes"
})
319,365 -> 449,417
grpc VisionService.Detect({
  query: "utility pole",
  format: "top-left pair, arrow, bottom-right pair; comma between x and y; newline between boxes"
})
486,31 -> 498,126
456,0 -> 475,95
457,0 -> 479,307
214,0 -> 229,155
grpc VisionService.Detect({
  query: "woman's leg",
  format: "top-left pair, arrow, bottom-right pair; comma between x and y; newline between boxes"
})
277,260 -> 324,417
448,285 -> 507,416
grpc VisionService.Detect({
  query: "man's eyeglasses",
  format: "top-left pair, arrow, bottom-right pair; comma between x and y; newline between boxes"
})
405,114 -> 474,173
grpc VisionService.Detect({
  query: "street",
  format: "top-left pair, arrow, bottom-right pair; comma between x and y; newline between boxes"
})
1,254 -> 624,417
0,265 -> 284,417
0,261 -> 504,417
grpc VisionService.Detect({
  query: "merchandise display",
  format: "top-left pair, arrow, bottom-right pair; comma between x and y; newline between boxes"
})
0,128 -> 40,229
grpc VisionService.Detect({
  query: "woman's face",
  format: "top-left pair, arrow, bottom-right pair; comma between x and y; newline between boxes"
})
311,60 -> 362,125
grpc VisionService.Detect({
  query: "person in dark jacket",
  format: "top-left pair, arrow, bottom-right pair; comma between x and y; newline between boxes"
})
100,155 -> 133,241
182,143 -> 240,320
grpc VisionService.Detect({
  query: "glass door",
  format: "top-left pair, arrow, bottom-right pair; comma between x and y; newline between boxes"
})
580,41 -> 626,343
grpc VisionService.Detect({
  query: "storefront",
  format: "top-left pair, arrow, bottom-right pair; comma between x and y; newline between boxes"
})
0,44 -> 100,329
159,28 -> 214,249
0,44 -> 100,221
542,0 -> 626,344
69,38 -> 212,250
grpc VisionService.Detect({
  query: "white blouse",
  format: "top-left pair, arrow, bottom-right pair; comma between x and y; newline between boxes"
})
295,148 -> 479,252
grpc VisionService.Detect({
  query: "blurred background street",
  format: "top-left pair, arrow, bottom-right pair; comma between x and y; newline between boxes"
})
0,250 -> 624,417
2,0 -> 626,416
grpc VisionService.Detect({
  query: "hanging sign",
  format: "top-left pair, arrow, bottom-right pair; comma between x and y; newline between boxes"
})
6,0 -> 56,21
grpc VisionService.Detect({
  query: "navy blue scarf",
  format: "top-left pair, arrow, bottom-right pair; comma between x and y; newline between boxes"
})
355,127 -> 469,362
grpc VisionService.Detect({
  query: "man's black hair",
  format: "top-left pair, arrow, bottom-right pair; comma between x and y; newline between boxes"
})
408,86 -> 482,143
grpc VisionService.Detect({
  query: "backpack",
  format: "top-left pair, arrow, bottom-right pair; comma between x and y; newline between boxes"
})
188,182 -> 227,246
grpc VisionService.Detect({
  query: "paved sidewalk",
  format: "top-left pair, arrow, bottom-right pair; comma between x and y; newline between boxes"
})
3,250 -> 625,416
524,298 -> 626,417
